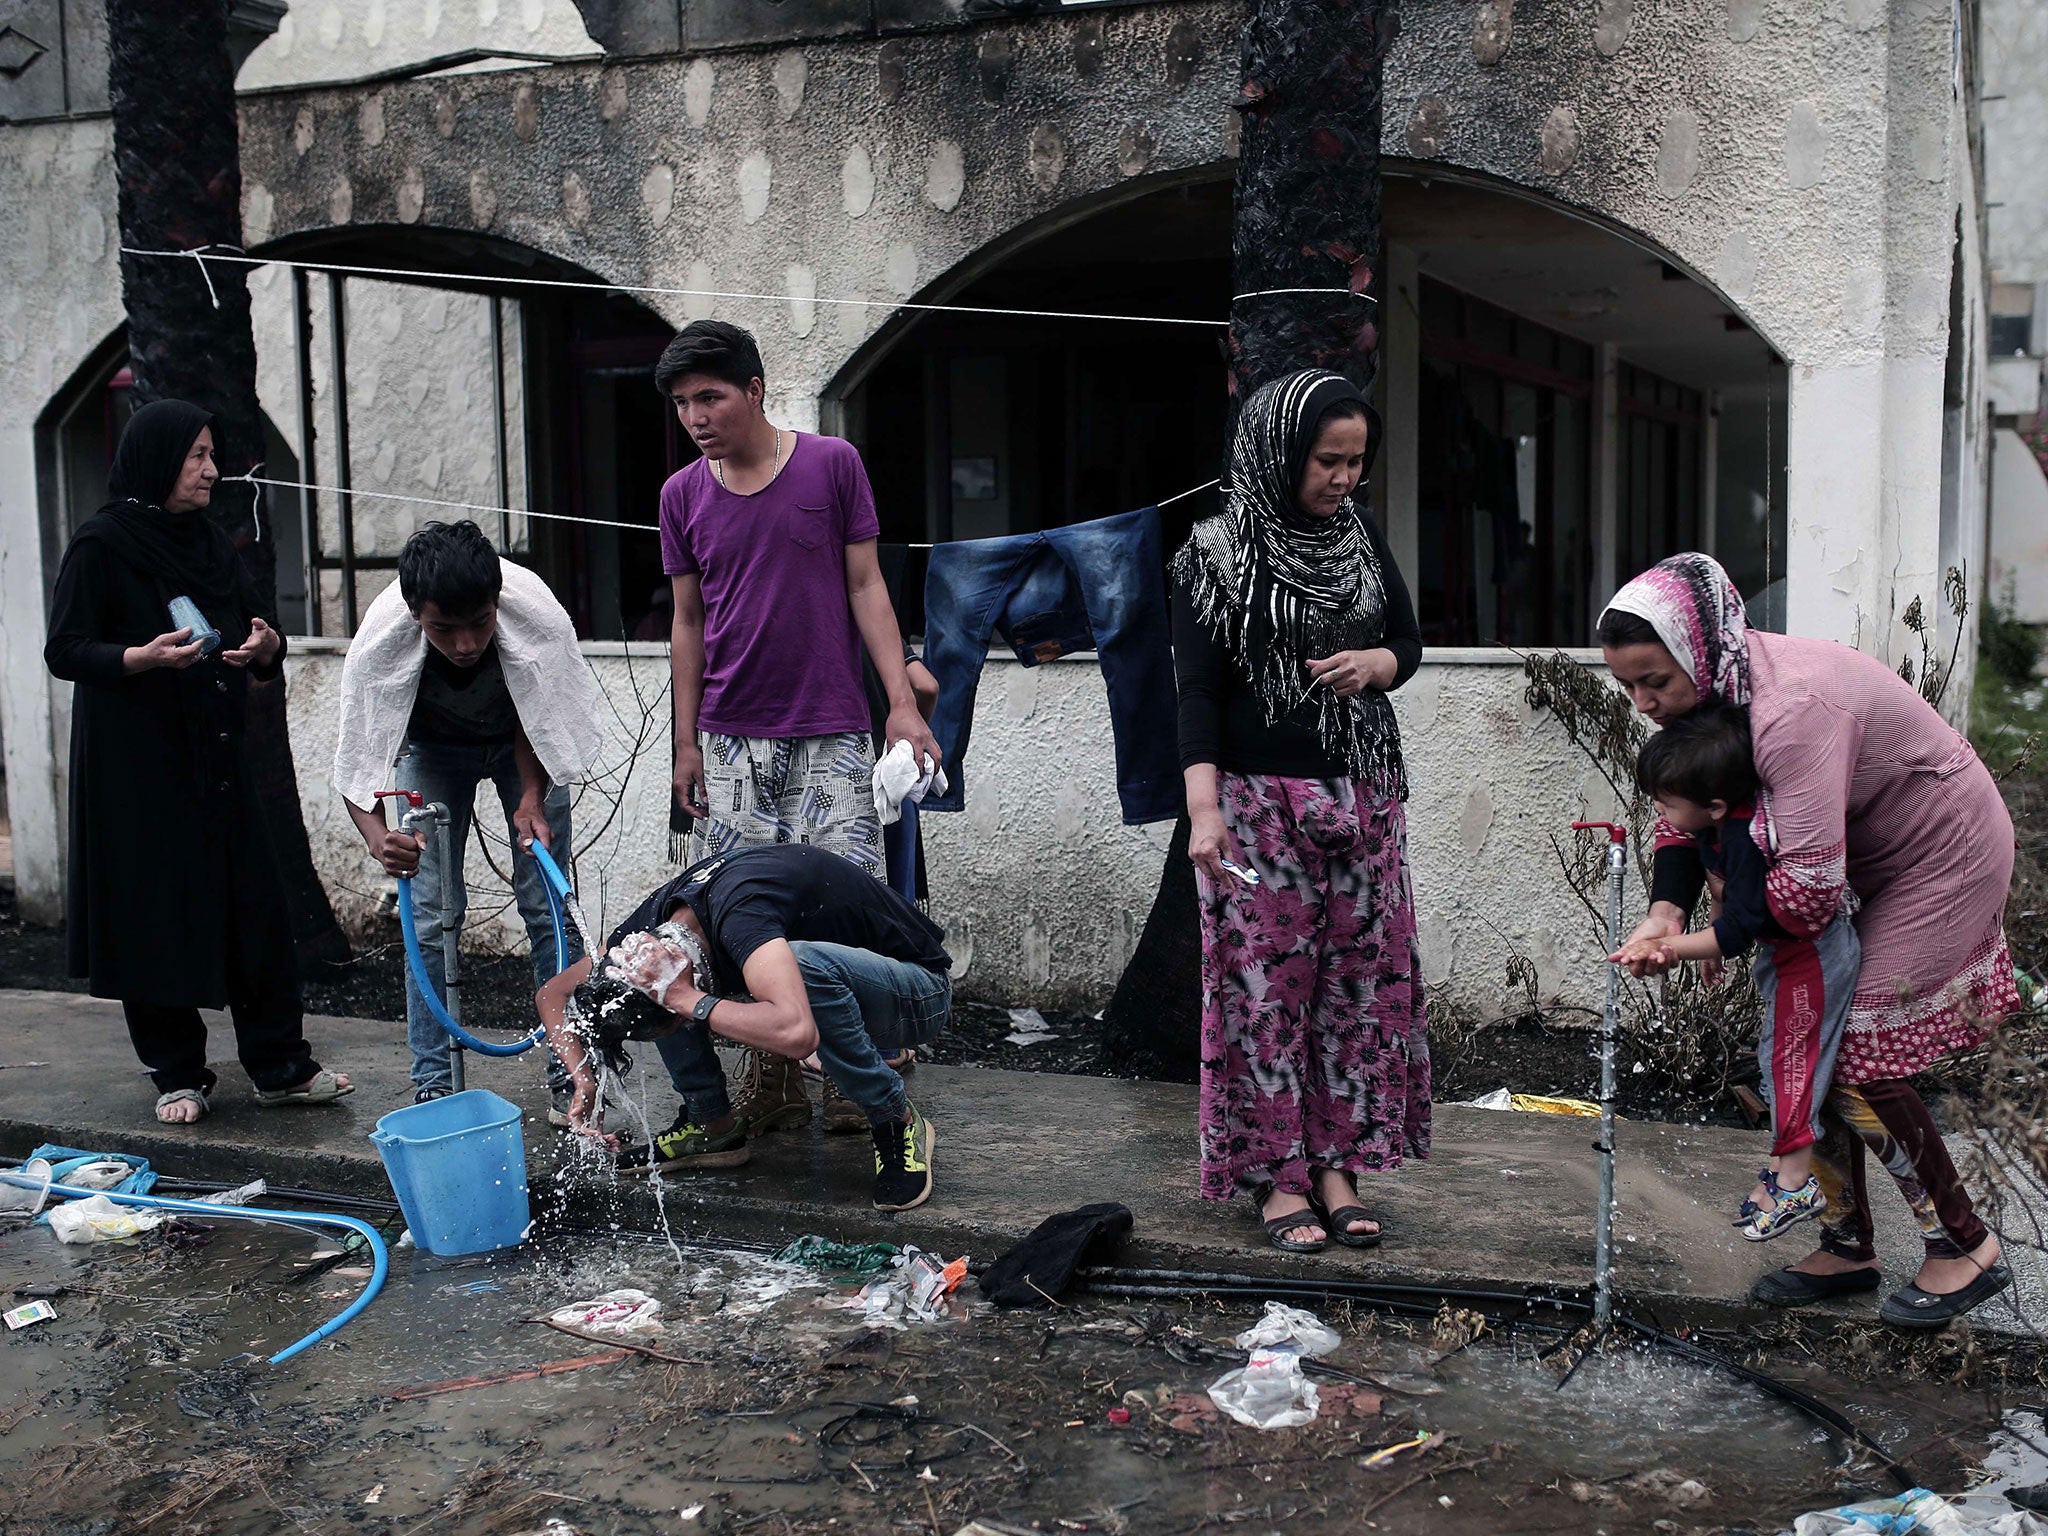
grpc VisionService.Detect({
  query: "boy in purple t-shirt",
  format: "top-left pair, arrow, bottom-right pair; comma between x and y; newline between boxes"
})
652,320 -> 941,1162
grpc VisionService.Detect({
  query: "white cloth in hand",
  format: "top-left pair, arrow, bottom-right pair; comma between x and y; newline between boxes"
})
872,738 -> 948,826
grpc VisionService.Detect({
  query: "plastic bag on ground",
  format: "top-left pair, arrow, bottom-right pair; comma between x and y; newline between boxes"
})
1235,1301 -> 1341,1358
836,1247 -> 969,1329
47,1194 -> 168,1244
1207,1347 -> 1321,1429
548,1289 -> 664,1337
1789,1489 -> 2048,1536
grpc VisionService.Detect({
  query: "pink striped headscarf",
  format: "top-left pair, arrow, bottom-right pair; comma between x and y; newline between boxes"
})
1601,553 -> 1752,706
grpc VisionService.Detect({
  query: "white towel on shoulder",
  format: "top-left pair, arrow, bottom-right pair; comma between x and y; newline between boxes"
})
332,562 -> 604,812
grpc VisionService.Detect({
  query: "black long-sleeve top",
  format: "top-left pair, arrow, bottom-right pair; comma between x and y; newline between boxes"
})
45,528 -> 286,1005
1690,808 -> 1783,958
1173,513 -> 1422,776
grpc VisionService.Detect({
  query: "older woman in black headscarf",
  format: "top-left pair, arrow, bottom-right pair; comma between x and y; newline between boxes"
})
1173,370 -> 1428,1254
45,399 -> 351,1124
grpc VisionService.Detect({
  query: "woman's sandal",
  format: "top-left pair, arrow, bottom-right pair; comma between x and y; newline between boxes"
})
1259,1196 -> 1327,1254
253,1069 -> 355,1107
1310,1193 -> 1383,1249
1309,1170 -> 1383,1248
154,1088 -> 210,1125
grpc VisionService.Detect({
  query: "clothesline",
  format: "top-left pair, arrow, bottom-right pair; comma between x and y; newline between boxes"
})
123,245 -> 1375,328
240,472 -> 1224,547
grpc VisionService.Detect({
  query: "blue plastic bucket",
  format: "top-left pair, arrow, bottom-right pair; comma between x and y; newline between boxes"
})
370,1089 -> 530,1257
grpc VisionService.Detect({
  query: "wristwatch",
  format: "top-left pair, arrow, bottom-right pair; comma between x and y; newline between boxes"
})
689,992 -> 720,1027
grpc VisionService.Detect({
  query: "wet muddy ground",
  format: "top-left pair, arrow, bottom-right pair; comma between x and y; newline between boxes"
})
0,1194 -> 2023,1536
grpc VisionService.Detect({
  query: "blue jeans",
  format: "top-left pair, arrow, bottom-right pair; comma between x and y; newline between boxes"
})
922,506 -> 1180,825
399,741 -> 580,1094
655,942 -> 951,1128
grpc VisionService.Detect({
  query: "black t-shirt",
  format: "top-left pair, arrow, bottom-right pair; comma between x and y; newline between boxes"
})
408,641 -> 518,745
606,844 -> 951,994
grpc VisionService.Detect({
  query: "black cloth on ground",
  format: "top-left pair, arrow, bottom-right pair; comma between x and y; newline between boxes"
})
1173,510 -> 1421,777
407,640 -> 518,745
609,843 -> 951,992
44,402 -> 294,1006
978,1202 -> 1135,1307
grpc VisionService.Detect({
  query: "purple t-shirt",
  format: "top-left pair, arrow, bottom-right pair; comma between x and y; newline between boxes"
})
659,433 -> 880,739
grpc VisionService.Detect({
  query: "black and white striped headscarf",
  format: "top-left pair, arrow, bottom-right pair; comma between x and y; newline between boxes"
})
1174,370 -> 1406,799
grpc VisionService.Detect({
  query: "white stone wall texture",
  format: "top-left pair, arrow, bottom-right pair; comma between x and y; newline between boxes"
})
280,644 -> 1625,1011
1982,0 -> 2048,283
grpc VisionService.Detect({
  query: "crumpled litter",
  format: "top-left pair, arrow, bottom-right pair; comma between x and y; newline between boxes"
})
1789,1489 -> 2048,1536
194,1180 -> 267,1207
1207,1347 -> 1320,1429
1235,1302 -> 1341,1358
47,1194 -> 168,1244
775,1235 -> 900,1276
1461,1088 -> 1601,1118
549,1289 -> 664,1337
872,739 -> 947,826
835,1246 -> 968,1330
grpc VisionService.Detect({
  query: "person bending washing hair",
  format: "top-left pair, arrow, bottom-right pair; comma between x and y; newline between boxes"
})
535,844 -> 951,1211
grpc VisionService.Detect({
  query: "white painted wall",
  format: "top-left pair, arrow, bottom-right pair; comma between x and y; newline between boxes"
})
1991,428 -> 2048,625
280,642 -> 1624,1009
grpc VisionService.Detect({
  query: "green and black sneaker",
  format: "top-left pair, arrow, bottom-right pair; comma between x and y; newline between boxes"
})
871,1103 -> 935,1211
616,1110 -> 751,1175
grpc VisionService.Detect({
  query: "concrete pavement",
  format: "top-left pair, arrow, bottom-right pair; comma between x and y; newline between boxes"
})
0,987 -> 2027,1326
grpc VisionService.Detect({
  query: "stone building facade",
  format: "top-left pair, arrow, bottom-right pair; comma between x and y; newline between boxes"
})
0,0 -> 1999,1010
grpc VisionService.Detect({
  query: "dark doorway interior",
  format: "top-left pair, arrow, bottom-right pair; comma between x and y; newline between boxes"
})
840,177 -> 1233,632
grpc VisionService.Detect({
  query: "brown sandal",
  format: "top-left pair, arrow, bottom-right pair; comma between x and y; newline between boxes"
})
1259,1194 -> 1327,1254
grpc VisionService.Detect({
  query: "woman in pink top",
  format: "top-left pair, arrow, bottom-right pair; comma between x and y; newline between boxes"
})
1601,554 -> 2017,1328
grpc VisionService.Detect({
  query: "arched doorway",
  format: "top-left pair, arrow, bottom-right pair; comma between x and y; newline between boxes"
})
828,166 -> 1788,646
250,226 -> 688,639
35,330 -> 309,628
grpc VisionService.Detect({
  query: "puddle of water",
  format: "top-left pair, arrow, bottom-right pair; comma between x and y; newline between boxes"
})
0,1211 -> 2007,1536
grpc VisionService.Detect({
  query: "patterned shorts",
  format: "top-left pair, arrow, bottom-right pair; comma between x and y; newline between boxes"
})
690,731 -> 882,877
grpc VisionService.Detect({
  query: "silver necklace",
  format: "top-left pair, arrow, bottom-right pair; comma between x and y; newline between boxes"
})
713,427 -> 781,491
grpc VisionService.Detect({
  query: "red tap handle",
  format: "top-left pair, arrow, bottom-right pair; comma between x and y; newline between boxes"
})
374,789 -> 424,810
1572,820 -> 1628,845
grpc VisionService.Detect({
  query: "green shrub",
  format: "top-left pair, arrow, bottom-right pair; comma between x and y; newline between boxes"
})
1983,580 -> 2044,687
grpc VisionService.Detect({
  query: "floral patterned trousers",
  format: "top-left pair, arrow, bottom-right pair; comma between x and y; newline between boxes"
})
1197,773 -> 1431,1201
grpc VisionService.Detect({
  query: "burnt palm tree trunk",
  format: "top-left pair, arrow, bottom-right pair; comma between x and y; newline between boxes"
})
108,0 -> 350,971
1102,0 -> 1395,1075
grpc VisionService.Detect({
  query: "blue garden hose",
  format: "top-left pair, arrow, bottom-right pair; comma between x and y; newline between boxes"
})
0,1171 -> 388,1365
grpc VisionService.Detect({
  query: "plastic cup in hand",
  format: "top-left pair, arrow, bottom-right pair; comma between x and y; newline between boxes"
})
166,596 -> 221,657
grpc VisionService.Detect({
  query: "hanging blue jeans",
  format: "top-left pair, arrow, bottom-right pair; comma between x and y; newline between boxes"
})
922,507 -> 1180,825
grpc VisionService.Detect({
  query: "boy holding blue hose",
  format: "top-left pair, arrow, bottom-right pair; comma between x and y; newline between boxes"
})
334,520 -> 603,1118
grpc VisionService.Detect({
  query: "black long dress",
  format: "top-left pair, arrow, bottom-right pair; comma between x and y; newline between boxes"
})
42,400 -> 316,1095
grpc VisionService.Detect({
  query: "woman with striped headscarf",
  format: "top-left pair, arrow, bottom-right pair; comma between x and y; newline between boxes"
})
1601,553 -> 2018,1327
1173,370 -> 1429,1254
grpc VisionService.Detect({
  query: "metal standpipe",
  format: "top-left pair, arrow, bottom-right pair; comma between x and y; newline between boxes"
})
409,801 -> 462,1094
1572,820 -> 1630,1329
